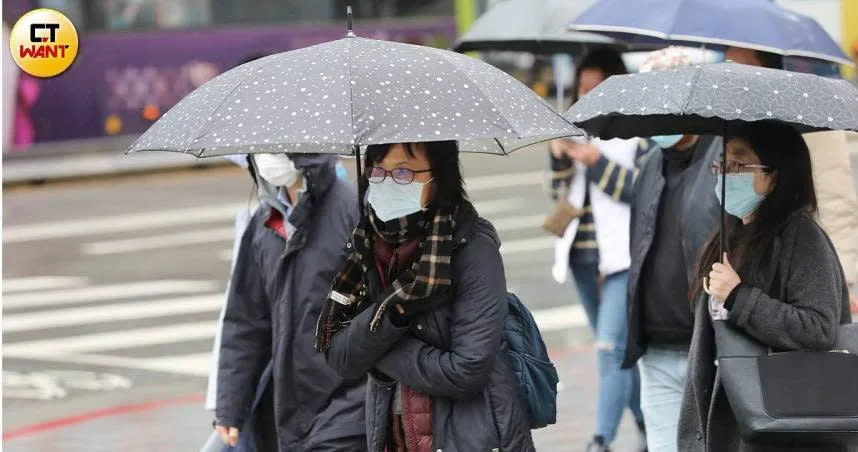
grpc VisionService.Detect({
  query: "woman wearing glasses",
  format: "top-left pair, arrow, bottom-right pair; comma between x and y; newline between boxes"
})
315,141 -> 535,452
679,121 -> 851,451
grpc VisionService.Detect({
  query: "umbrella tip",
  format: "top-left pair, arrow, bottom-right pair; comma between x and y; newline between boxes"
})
346,6 -> 356,38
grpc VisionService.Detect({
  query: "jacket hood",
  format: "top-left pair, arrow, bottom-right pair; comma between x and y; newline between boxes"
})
247,154 -> 339,223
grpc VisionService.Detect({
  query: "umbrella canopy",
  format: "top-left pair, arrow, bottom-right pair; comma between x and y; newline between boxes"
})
452,0 -> 619,54
127,36 -> 582,157
568,0 -> 852,66
565,62 -> 858,139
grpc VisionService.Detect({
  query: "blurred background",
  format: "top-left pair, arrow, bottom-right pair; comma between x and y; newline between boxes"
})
2,1 -> 857,451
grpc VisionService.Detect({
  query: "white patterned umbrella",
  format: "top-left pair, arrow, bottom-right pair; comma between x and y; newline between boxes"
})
565,62 -> 858,139
566,62 -> 858,254
127,33 -> 582,158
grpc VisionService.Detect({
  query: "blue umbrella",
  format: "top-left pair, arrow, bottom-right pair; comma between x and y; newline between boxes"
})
569,0 -> 852,66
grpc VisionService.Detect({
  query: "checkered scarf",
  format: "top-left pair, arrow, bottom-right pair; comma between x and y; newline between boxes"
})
315,206 -> 456,352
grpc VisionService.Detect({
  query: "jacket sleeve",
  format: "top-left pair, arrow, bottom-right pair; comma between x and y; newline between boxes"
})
728,217 -> 845,351
374,235 -> 508,400
325,302 -> 410,380
587,139 -> 655,204
549,142 -> 574,200
215,221 -> 272,428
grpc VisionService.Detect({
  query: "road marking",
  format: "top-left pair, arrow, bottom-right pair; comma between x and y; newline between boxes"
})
3,370 -> 132,400
80,198 -> 529,256
500,236 -> 556,255
531,304 -> 589,331
2,280 -> 219,310
466,171 -> 543,191
3,321 -> 218,355
2,276 -> 90,293
81,227 -> 235,255
3,294 -> 223,332
137,353 -> 213,377
3,204 -> 248,243
3,171 -> 544,244
489,214 -> 545,232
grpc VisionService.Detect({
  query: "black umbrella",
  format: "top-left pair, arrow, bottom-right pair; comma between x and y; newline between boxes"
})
565,62 -> 858,252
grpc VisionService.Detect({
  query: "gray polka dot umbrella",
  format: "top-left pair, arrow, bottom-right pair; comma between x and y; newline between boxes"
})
126,23 -> 582,159
565,61 -> 858,254
565,62 -> 858,139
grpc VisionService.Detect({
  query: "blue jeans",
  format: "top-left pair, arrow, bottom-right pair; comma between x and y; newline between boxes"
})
571,260 -> 643,444
638,346 -> 689,452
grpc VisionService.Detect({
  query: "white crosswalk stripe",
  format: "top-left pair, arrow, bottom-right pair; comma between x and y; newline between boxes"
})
3,177 -> 587,378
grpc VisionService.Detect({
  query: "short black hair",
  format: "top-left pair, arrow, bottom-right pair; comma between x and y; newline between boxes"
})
362,141 -> 467,210
571,47 -> 628,103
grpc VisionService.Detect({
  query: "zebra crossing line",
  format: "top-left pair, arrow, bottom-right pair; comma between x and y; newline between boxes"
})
2,273 -> 586,380
3,277 -> 225,378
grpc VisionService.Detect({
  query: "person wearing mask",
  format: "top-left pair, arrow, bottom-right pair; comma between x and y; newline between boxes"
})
617,47 -> 723,452
214,153 -> 365,451
724,46 -> 858,315
316,141 -> 535,452
679,121 -> 850,451
548,47 -> 649,452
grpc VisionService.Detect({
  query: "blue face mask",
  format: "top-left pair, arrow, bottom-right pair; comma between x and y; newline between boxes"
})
715,173 -> 765,219
651,134 -> 684,149
367,178 -> 430,222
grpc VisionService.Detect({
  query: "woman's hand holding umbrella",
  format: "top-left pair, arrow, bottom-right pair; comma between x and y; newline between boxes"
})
704,253 -> 741,304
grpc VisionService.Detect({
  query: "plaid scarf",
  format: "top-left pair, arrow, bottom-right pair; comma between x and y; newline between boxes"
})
315,206 -> 456,352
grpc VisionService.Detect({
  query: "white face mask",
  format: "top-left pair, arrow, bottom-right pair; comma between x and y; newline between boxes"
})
367,178 -> 431,222
254,153 -> 300,187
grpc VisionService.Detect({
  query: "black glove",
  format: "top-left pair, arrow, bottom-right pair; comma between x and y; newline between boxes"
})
388,290 -> 450,327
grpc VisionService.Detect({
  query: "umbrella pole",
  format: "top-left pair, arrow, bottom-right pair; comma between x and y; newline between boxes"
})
719,127 -> 727,257
354,144 -> 364,216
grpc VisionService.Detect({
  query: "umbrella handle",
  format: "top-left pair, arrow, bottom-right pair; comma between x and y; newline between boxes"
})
354,144 -> 364,216
719,128 -> 728,256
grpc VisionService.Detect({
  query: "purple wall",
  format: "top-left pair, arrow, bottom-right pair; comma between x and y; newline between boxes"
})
26,19 -> 456,142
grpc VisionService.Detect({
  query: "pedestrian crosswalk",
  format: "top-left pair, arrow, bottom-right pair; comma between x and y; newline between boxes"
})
3,167 -> 589,381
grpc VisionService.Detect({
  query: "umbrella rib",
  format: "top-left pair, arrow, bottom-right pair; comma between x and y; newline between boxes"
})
183,57 -> 280,156
679,65 -> 705,117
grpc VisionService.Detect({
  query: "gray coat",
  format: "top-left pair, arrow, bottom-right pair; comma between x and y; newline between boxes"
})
624,136 -> 722,367
216,156 -> 366,451
678,211 -> 853,452
325,202 -> 535,452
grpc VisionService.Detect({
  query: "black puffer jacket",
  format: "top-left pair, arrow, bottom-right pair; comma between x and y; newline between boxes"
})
325,202 -> 535,452
216,155 -> 365,451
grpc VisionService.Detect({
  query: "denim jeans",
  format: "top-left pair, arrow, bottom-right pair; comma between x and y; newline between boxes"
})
571,260 -> 643,444
638,346 -> 689,452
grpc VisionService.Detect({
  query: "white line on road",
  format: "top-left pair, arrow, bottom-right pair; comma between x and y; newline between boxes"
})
3,293 -> 223,333
2,321 -> 218,355
2,276 -> 90,293
531,304 -> 588,332
3,204 -> 248,243
81,198 -> 529,256
137,353 -> 213,377
2,303 -> 585,376
4,171 -> 545,244
500,236 -> 556,255
489,214 -> 545,232
2,280 -> 219,310
81,227 -> 235,255
465,171 -> 543,191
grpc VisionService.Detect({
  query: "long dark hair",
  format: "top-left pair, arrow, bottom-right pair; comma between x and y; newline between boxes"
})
690,121 -> 817,302
361,141 -> 467,211
570,47 -> 628,105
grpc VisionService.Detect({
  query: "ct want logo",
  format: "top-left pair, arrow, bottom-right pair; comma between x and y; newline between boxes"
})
10,8 -> 79,78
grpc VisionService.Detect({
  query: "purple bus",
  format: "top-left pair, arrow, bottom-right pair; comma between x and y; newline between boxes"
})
4,0 -> 457,147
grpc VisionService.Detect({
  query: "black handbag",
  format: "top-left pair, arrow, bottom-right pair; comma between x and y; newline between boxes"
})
714,319 -> 858,445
